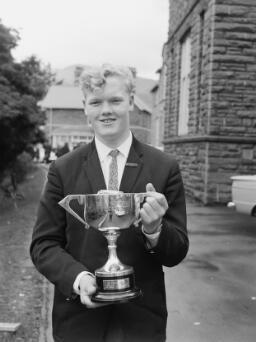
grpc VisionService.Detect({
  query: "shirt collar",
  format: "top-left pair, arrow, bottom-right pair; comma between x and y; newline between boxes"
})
95,131 -> 132,162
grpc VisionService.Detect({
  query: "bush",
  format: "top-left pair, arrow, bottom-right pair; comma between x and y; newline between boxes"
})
12,151 -> 34,183
0,151 -> 33,206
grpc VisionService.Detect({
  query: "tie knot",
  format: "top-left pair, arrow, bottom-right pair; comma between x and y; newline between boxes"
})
109,149 -> 119,158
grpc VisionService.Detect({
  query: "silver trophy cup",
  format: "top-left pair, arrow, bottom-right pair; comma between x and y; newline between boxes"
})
58,190 -> 146,303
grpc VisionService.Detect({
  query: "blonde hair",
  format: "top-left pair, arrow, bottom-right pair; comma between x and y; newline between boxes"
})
80,64 -> 136,97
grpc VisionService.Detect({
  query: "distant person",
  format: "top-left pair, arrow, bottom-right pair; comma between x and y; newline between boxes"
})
43,144 -> 51,163
56,142 -> 70,157
30,64 -> 189,341
49,149 -> 57,162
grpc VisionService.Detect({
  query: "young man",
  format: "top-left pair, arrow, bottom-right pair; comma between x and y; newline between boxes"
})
30,64 -> 189,342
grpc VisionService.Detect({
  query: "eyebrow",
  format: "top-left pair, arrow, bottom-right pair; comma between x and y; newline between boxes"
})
88,97 -> 101,102
110,96 -> 123,100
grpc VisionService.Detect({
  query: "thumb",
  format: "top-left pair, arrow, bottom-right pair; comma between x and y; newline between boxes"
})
146,183 -> 156,192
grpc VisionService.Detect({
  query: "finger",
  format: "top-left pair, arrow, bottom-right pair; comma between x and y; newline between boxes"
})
80,293 -> 94,306
80,285 -> 96,306
140,207 -> 158,225
146,183 -> 156,192
142,202 -> 159,221
81,278 -> 96,293
145,193 -> 168,211
144,194 -> 168,214
140,208 -> 151,224
80,286 -> 99,308
79,274 -> 96,294
145,197 -> 164,214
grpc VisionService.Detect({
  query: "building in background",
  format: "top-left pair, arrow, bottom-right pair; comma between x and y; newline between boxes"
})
39,65 -> 156,150
163,0 -> 256,204
39,85 -> 93,150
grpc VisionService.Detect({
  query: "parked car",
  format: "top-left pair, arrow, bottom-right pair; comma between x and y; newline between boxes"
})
228,175 -> 256,217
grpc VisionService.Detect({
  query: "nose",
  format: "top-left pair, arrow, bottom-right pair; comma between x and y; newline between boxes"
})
101,101 -> 112,115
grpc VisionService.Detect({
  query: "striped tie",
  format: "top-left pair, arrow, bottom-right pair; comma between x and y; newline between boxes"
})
108,149 -> 119,191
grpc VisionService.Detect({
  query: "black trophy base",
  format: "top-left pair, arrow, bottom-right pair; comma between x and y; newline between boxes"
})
92,287 -> 141,303
91,271 -> 142,303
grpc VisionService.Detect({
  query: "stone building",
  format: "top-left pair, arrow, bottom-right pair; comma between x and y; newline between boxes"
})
40,66 -> 156,150
164,0 -> 256,204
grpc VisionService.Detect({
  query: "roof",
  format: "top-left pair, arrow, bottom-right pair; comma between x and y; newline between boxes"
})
38,86 -> 84,109
134,95 -> 151,113
135,77 -> 157,109
39,85 -> 152,113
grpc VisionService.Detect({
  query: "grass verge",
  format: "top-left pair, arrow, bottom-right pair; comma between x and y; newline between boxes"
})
0,165 -> 47,342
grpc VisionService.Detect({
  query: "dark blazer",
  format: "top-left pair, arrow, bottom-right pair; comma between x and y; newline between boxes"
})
30,137 -> 189,342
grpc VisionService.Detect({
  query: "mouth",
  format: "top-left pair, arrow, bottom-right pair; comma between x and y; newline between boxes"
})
99,118 -> 116,124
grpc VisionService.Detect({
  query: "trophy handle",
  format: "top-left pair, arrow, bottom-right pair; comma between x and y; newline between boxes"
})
58,195 -> 88,227
134,193 -> 147,227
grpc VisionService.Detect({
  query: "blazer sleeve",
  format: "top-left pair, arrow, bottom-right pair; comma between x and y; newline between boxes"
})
30,161 -> 87,298
151,159 -> 189,267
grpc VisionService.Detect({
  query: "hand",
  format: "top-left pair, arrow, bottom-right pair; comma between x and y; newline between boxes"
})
140,183 -> 168,234
79,274 -> 107,308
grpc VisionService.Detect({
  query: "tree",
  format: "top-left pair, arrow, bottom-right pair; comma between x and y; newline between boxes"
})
0,20 -> 53,176
0,20 -> 18,64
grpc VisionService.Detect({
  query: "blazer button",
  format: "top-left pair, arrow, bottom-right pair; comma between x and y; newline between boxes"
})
149,249 -> 156,254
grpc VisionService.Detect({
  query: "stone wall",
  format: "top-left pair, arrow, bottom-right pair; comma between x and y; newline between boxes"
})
164,0 -> 256,204
165,138 -> 256,203
211,0 -> 256,136
165,141 -> 207,202
207,141 -> 256,202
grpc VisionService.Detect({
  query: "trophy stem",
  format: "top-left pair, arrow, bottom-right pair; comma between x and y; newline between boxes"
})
92,228 -> 141,303
103,229 -> 122,272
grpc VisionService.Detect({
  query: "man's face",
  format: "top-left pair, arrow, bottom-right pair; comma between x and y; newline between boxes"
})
84,76 -> 134,147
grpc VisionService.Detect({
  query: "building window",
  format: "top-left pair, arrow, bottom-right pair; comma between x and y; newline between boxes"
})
178,31 -> 191,135
70,134 -> 93,147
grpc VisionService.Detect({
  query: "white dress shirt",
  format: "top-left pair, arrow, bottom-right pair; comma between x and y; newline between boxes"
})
95,131 -> 132,189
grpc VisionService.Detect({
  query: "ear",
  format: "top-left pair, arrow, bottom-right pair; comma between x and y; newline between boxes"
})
83,99 -> 87,115
129,95 -> 134,111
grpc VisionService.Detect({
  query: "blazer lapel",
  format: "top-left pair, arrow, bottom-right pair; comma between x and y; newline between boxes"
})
83,137 -> 148,194
120,138 -> 144,193
83,140 -> 107,194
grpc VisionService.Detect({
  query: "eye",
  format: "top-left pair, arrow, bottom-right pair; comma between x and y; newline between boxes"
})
89,100 -> 101,106
111,98 -> 122,104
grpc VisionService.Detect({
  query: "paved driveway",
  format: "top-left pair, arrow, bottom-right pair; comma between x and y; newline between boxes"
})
166,202 -> 256,342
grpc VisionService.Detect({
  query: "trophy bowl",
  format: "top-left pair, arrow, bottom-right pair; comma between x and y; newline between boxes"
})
59,190 -> 146,303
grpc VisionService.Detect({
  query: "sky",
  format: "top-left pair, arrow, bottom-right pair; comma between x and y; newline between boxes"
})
1,0 -> 169,79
